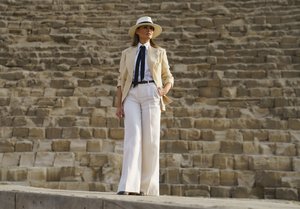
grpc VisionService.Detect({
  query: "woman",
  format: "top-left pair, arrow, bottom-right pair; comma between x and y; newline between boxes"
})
116,16 -> 174,196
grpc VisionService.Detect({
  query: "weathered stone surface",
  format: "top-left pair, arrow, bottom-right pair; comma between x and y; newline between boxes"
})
0,0 -> 299,201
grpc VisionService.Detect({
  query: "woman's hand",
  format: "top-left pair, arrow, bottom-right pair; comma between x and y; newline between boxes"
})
158,83 -> 171,96
116,105 -> 124,118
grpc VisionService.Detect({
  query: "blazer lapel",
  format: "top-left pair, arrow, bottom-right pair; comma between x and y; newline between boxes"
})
127,47 -> 138,78
147,46 -> 158,75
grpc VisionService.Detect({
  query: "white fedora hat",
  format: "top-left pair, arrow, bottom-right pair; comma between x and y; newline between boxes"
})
128,16 -> 162,39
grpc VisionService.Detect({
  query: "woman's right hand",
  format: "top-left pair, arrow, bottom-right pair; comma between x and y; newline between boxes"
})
116,106 -> 124,119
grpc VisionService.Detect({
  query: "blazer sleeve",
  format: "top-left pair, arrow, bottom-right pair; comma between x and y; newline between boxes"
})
161,48 -> 174,87
117,50 -> 127,88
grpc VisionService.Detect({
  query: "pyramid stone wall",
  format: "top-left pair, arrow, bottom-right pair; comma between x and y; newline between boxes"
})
0,0 -> 300,200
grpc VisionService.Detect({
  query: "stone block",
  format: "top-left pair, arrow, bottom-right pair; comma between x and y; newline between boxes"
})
211,186 -> 231,198
199,169 -> 220,186
276,188 -> 298,201
288,119 -> 300,130
243,142 -> 259,154
90,116 -> 106,127
15,140 -> 33,152
0,140 -> 14,152
293,157 -> 300,171
52,140 -> 70,152
37,140 -> 52,152
234,155 -> 249,170
201,130 -> 215,141
256,171 -> 284,187
213,154 -> 234,169
29,128 -> 45,138
7,168 -> 27,181
70,140 -> 86,152
193,154 -> 213,168
47,167 -> 61,181
87,140 -> 102,152
275,143 -> 296,156
93,128 -> 107,138
62,127 -> 79,139
249,156 -> 292,171
166,141 -> 188,153
109,128 -> 124,140
46,128 -> 62,139
182,168 -> 199,184
237,171 -> 255,188
165,168 -> 181,184
220,141 -> 243,154
220,170 -> 237,186
188,141 -> 202,152
180,129 -> 201,140
13,127 -> 29,138
164,129 -> 180,140
54,153 -> 75,167
35,152 -> 55,167
2,153 -> 20,166
79,128 -> 93,139
89,153 -> 108,167
202,141 -> 220,153
28,167 -> 47,181
19,153 -> 35,167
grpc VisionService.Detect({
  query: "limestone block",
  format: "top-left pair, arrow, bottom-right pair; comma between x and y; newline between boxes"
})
52,140 -> 70,152
0,127 -> 13,139
276,188 -> 298,201
165,168 -> 181,184
243,142 -> 259,154
275,143 -> 296,156
15,140 -> 33,152
193,154 -> 213,168
166,140 -> 188,153
201,130 -> 215,141
54,153 -> 75,167
47,167 -> 61,181
259,143 -> 275,155
188,141 -> 202,152
35,152 -> 55,167
196,17 -> 213,28
89,153 -> 108,167
87,140 -> 102,152
7,168 -> 27,181
58,117 -> 76,127
102,163 -> 120,184
281,176 -> 300,188
102,140 -> 115,152
269,131 -> 290,142
29,128 -> 45,138
213,154 -> 234,169
107,117 -> 119,128
249,156 -> 292,171
28,167 -> 47,181
289,119 -> 300,130
256,171 -> 284,187
163,129 -> 180,140
220,170 -> 237,186
93,128 -> 107,138
199,169 -> 220,186
211,186 -> 231,198
180,129 -> 201,141
2,153 -> 20,166
90,116 -> 106,127
89,182 -> 111,192
165,154 -> 183,168
202,141 -> 220,153
293,157 -> 300,171
0,140 -> 14,152
81,168 -> 95,182
220,141 -> 243,154
13,127 -> 29,138
234,155 -> 249,170
46,127 -> 62,139
182,168 -> 199,184
79,128 -> 93,139
60,167 -> 81,181
237,171 -> 255,188
184,185 -> 210,197
19,153 -> 35,167
109,128 -> 124,140
62,127 -> 79,139
70,140 -> 86,152
37,140 -> 52,152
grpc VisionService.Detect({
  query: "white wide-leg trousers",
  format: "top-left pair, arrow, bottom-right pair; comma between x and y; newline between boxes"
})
117,82 -> 161,196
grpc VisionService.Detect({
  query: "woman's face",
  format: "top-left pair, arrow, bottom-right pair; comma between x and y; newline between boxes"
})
135,25 -> 154,42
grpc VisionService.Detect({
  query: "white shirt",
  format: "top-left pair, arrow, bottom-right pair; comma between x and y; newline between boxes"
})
133,42 -> 153,82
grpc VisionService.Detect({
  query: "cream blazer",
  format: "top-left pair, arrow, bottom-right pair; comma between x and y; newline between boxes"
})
117,45 -> 174,111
